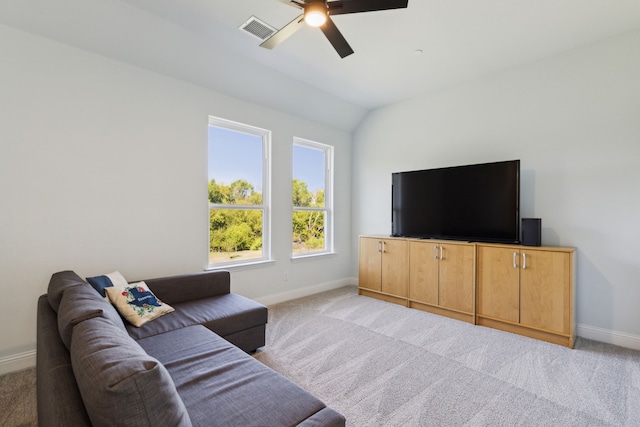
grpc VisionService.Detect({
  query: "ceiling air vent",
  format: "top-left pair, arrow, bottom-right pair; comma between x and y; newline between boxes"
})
240,16 -> 276,41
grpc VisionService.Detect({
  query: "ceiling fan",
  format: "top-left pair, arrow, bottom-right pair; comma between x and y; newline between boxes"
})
260,0 -> 409,58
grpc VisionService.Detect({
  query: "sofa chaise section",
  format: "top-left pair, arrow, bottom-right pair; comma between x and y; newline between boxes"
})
127,271 -> 267,353
137,325 -> 345,427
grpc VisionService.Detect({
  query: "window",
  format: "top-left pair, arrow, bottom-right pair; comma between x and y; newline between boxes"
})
292,138 -> 333,256
208,116 -> 270,267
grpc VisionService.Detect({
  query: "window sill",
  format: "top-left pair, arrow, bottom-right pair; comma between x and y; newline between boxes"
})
206,259 -> 275,272
291,251 -> 338,263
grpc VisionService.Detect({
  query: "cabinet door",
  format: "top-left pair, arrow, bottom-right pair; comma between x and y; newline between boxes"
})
409,241 -> 439,305
358,237 -> 382,292
476,246 -> 520,323
381,239 -> 409,297
520,250 -> 572,334
439,244 -> 475,313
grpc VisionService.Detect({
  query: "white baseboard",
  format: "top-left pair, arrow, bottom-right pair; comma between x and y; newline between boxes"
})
576,323 -> 640,350
1,290 -> 634,377
0,278 -> 358,376
0,350 -> 36,376
261,280 -> 640,351
256,277 -> 357,306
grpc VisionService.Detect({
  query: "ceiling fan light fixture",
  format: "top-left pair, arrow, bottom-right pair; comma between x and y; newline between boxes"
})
262,0 -> 409,58
304,3 -> 328,27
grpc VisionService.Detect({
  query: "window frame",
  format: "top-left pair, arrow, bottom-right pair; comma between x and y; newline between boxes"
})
207,115 -> 271,269
292,137 -> 334,258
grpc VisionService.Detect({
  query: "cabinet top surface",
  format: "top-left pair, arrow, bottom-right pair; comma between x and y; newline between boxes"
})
359,235 -> 575,252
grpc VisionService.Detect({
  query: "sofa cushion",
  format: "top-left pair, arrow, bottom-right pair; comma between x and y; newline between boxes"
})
86,270 -> 129,298
106,281 -> 174,327
136,325 -> 330,427
57,284 -> 126,349
47,270 -> 87,312
144,270 -> 231,305
126,293 -> 266,340
70,316 -> 192,427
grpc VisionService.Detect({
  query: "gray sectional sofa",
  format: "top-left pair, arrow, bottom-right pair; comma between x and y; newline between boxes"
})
37,270 -> 345,426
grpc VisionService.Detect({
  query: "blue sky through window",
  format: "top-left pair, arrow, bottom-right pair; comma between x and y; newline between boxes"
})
293,144 -> 324,193
208,126 -> 325,194
208,126 -> 263,193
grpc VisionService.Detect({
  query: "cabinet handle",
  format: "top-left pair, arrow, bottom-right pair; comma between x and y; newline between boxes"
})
440,245 -> 444,260
382,241 -> 386,253
433,245 -> 438,259
513,252 -> 518,268
522,253 -> 527,270
377,241 -> 382,253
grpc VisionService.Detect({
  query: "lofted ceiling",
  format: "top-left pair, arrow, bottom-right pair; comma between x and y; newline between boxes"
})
120,0 -> 640,107
2,1 -> 640,131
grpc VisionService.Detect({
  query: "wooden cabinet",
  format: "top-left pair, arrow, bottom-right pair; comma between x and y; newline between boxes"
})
358,236 -> 575,348
476,244 -> 575,347
476,246 -> 520,322
408,241 -> 475,323
358,237 -> 408,305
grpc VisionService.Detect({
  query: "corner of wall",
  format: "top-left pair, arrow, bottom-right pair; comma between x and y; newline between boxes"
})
576,324 -> 640,351
255,277 -> 357,306
0,351 -> 36,376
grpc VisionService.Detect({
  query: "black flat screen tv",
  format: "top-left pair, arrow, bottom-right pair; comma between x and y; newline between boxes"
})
391,160 -> 520,243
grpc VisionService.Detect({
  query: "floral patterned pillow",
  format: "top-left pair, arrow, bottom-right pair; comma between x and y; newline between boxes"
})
105,281 -> 174,327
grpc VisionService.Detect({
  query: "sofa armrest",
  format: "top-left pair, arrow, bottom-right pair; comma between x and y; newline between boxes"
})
37,295 -> 92,427
144,271 -> 231,305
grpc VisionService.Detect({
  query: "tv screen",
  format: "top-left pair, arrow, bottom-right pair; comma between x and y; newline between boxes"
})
391,160 -> 520,243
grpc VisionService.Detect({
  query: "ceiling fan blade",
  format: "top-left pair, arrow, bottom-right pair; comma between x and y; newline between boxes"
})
260,14 -> 305,49
320,16 -> 354,58
275,0 -> 304,9
328,0 -> 408,15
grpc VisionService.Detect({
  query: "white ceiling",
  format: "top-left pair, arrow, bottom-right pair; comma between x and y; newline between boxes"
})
2,0 -> 640,130
119,0 -> 640,107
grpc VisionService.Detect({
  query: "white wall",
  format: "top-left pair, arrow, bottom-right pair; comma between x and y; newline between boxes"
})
0,0 -> 367,132
0,24 -> 353,364
352,29 -> 640,346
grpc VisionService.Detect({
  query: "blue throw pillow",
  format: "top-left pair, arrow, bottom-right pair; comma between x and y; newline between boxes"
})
86,271 -> 129,298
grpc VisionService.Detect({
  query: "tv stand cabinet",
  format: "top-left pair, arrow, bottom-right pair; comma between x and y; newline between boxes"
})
408,239 -> 476,324
358,237 -> 408,306
358,236 -> 576,348
476,243 -> 575,347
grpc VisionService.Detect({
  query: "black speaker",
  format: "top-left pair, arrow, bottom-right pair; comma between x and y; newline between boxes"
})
521,218 -> 541,246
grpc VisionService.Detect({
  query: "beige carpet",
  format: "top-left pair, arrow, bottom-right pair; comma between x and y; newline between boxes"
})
255,285 -> 640,426
4,285 -> 639,426
0,367 -> 37,426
